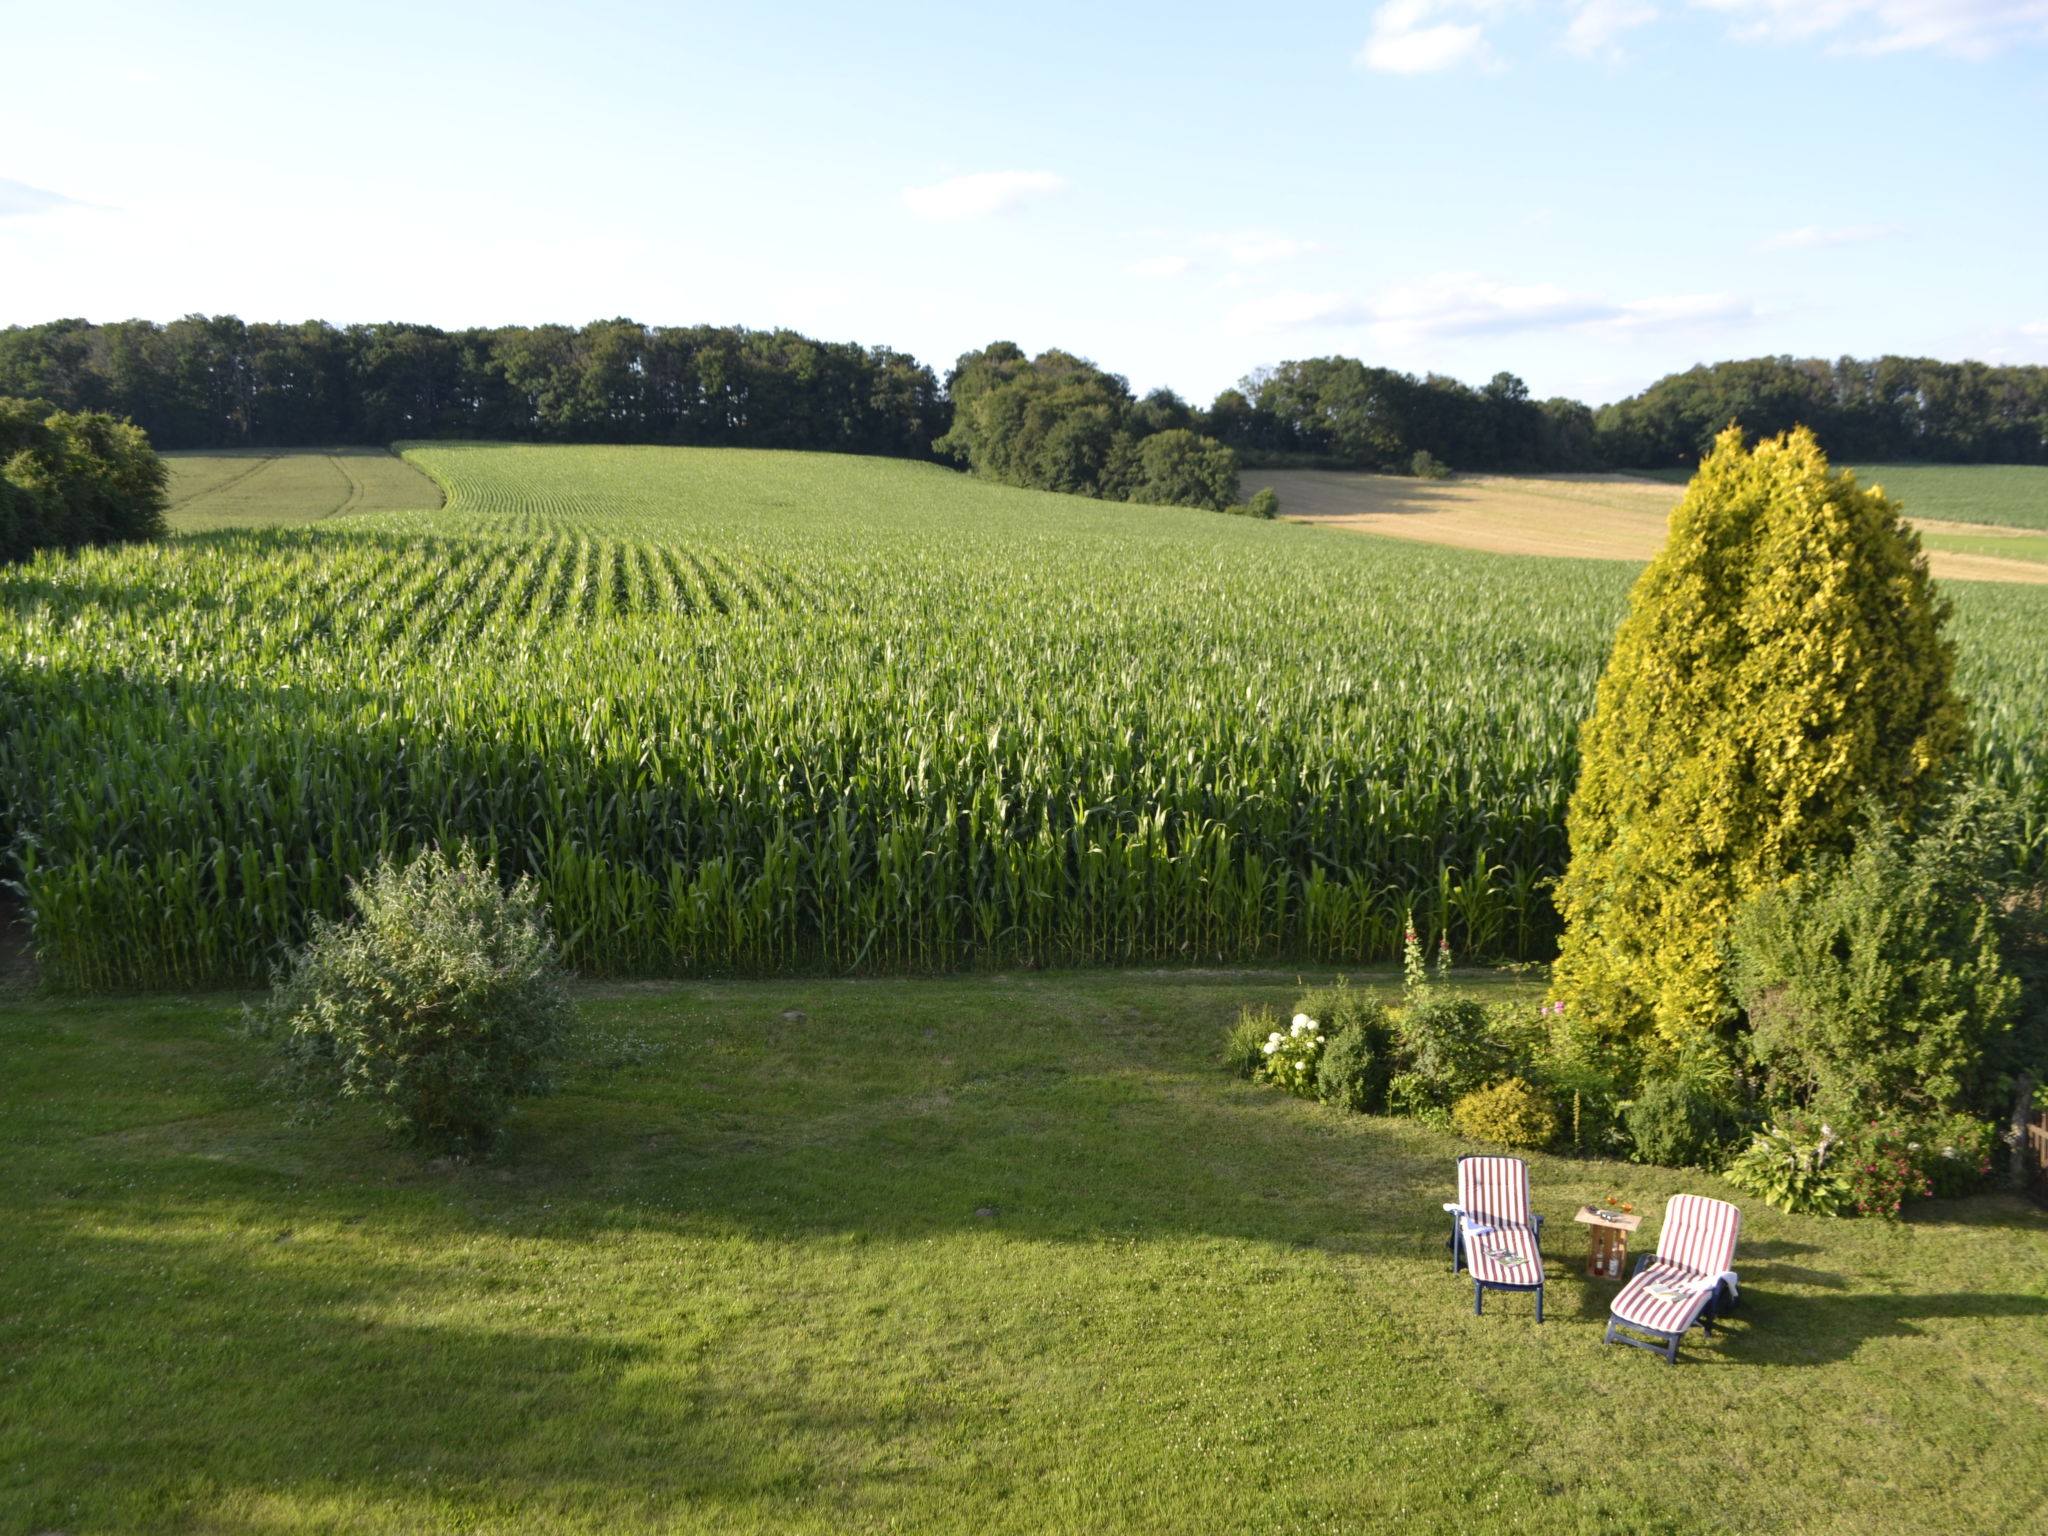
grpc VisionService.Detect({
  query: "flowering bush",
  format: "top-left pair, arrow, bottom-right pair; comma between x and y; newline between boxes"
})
1723,1118 -> 1852,1217
1260,1012 -> 1326,1098
1839,1122 -> 1931,1221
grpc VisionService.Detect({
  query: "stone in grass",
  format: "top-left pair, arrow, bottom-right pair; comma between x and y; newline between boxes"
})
781,1009 -> 808,1022
974,1206 -> 998,1219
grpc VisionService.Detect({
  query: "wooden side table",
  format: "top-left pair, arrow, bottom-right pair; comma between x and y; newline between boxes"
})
1572,1204 -> 1642,1278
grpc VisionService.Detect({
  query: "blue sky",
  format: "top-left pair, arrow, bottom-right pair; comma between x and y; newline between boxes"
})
3,0 -> 2045,405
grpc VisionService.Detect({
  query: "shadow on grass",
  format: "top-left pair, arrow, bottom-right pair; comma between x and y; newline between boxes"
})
14,1220 -> 932,1532
1712,1289 -> 2048,1367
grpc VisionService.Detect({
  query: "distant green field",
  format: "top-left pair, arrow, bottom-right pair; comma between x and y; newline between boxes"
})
1849,462 -> 2048,531
1635,460 -> 2048,531
164,447 -> 443,530
1918,529 -> 2048,565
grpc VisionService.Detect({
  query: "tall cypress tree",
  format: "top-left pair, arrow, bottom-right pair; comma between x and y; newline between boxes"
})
1550,427 -> 1967,1059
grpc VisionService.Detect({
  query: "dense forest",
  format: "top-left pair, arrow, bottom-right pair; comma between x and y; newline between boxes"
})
3,316 -> 2045,479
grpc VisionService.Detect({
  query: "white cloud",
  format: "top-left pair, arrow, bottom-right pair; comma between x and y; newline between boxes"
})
1355,0 -> 1500,72
2022,320 -> 2048,338
1754,222 -> 1905,250
1224,290 -> 1374,334
1225,271 -> 1759,341
1128,255 -> 1192,278
1565,0 -> 1660,56
0,178 -> 85,218
1691,0 -> 2048,59
901,170 -> 1066,221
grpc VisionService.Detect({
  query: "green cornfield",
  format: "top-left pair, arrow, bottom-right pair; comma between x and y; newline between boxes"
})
4,444 -> 2044,990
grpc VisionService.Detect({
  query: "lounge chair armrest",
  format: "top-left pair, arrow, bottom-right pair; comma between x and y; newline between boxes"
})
1532,1212 -> 1545,1233
1632,1254 -> 1654,1276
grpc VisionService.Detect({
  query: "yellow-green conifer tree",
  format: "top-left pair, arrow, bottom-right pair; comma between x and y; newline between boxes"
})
1550,427 -> 1967,1059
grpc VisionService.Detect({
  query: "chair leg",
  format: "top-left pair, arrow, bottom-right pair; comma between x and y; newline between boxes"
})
1535,1285 -> 1543,1324
1474,1281 -> 1483,1316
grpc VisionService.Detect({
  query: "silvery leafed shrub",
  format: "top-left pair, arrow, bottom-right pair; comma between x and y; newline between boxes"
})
250,845 -> 575,1155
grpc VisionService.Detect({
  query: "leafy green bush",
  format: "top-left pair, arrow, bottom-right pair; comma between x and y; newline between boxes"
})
1449,1078 -> 1560,1149
1245,487 -> 1279,519
1,397 -> 168,564
1723,1118 -> 1851,1217
1295,979 -> 1394,1112
1384,1071 -> 1448,1125
249,845 -> 575,1155
1410,449 -> 1450,481
1538,1058 -> 1628,1156
1123,428 -> 1242,512
1624,1078 -> 1742,1170
1317,1024 -> 1388,1112
1728,789 -> 2021,1124
1223,1005 -> 1279,1080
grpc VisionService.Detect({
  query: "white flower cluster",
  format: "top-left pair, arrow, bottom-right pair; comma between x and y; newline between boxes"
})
1261,1013 -> 1325,1073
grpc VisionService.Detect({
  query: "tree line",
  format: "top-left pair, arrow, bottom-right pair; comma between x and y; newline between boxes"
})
1593,355 -> 2048,467
0,316 -> 947,459
4,316 -> 2045,490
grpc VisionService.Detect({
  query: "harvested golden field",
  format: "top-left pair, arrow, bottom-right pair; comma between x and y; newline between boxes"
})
163,447 -> 443,530
1261,468 -> 2048,586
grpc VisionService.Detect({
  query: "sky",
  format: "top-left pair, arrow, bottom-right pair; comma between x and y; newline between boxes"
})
3,0 -> 2046,406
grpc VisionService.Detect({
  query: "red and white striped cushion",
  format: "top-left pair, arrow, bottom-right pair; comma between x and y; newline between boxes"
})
1457,1156 -> 1532,1227
1611,1195 -> 1740,1334
1657,1194 -> 1740,1280
1465,1221 -> 1542,1286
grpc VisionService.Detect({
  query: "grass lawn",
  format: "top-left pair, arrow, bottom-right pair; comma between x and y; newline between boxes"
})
5,970 -> 2046,1534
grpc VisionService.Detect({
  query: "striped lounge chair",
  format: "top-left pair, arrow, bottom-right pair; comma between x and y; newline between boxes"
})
1605,1193 -> 1742,1364
1444,1154 -> 1545,1321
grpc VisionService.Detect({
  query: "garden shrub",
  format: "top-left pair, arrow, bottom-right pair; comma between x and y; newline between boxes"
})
1449,1078 -> 1560,1149
1223,1005 -> 1278,1080
1833,1118 -> 1933,1220
249,845 -> 575,1155
1317,1023 -> 1388,1113
1293,977 -> 1391,1042
1624,1078 -> 1742,1170
1551,428 -> 1967,1057
1727,789 -> 2020,1122
1723,1118 -> 1852,1217
1246,487 -> 1279,519
1396,995 -> 1505,1100
1386,1071 -> 1450,1125
1537,1058 -> 1629,1156
1910,1109 -> 2000,1198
